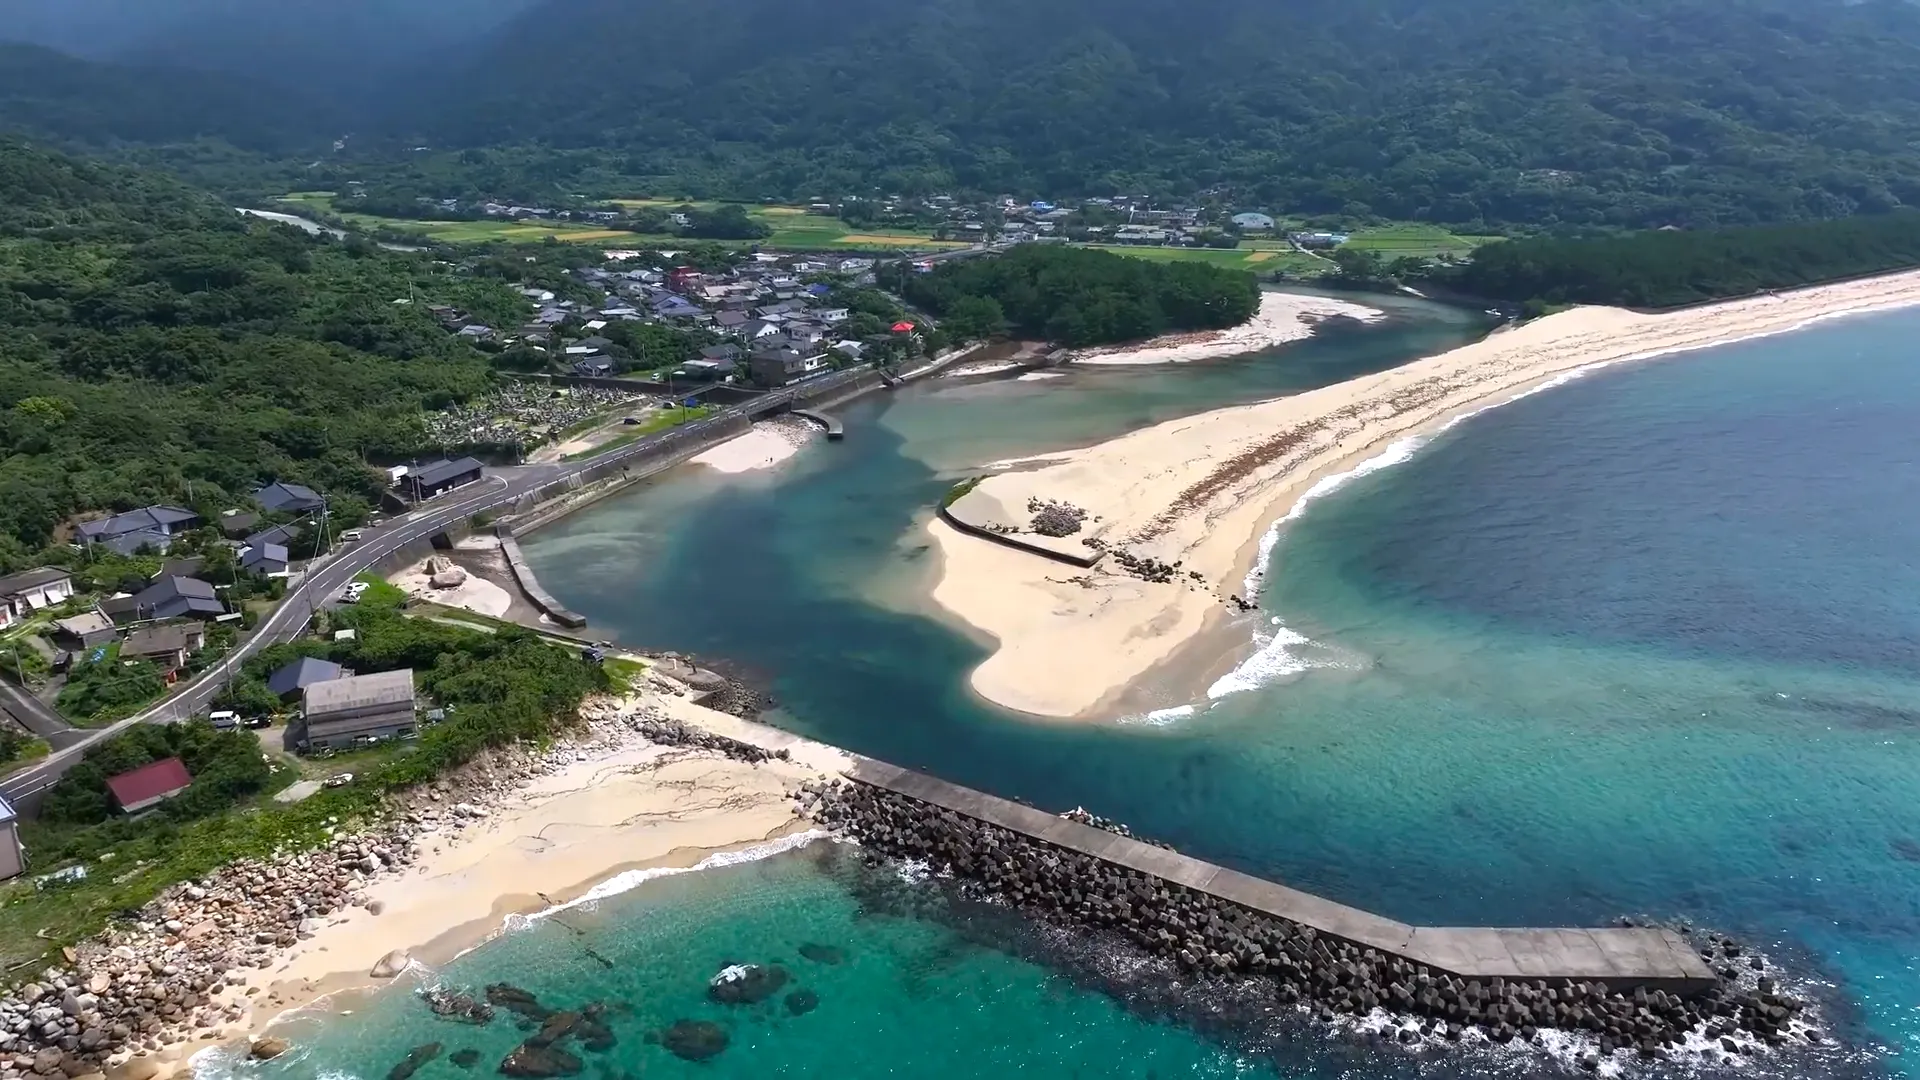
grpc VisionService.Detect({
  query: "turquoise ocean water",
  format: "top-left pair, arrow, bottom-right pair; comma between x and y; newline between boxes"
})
220,296 -> 1920,1079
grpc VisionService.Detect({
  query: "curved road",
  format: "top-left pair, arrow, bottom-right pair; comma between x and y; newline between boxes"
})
0,372 -> 873,810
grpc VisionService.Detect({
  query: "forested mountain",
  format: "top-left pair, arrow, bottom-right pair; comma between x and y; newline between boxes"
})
10,0 -> 1920,229
0,140 -> 519,561
389,0 -> 1920,228
0,0 -> 535,105
0,42 -> 336,154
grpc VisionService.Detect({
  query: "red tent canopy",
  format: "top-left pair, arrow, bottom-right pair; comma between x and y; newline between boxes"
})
891,321 -> 916,333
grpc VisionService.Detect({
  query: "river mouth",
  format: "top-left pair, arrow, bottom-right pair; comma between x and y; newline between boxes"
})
519,301 -> 1920,1077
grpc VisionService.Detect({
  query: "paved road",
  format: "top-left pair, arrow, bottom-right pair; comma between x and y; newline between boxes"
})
0,678 -> 87,751
0,367 -> 881,810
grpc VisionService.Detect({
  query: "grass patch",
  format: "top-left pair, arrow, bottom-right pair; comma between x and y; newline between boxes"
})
561,405 -> 714,461
1080,243 -> 1328,276
940,476 -> 985,508
602,656 -> 648,694
1339,224 -> 1503,261
350,573 -> 409,611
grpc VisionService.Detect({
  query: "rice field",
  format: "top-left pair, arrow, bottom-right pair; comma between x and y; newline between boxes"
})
1080,243 -> 1327,275
1338,224 -> 1503,260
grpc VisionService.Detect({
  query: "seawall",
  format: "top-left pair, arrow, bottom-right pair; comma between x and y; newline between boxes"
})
496,535 -> 588,628
802,762 -> 1809,1058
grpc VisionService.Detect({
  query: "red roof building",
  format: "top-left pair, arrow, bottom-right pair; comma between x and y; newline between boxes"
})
105,757 -> 193,814
891,320 -> 917,333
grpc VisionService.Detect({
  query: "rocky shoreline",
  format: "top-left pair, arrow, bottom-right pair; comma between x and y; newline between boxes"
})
0,690 -> 798,1080
806,781 -> 1821,1069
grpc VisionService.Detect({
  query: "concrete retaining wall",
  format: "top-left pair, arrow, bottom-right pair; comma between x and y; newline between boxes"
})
497,536 -> 588,628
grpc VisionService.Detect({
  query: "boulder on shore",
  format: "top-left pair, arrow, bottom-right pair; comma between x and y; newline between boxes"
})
250,1037 -> 291,1060
371,950 -> 412,978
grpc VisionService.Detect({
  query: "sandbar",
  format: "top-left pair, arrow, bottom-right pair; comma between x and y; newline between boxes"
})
1067,290 -> 1383,366
930,270 -> 1920,718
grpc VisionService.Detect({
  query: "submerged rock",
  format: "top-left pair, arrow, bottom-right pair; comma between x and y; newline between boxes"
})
485,983 -> 553,1021
498,1044 -> 583,1078
450,1049 -> 482,1069
657,1019 -> 729,1062
706,963 -> 789,1005
784,989 -> 819,1016
387,1042 -> 443,1080
797,943 -> 845,966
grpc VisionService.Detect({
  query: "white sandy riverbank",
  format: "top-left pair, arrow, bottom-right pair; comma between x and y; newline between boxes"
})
691,418 -> 816,474
930,270 -> 1920,718
1067,291 -> 1384,366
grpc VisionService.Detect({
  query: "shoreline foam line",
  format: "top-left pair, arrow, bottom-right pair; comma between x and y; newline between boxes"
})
925,269 -> 1920,721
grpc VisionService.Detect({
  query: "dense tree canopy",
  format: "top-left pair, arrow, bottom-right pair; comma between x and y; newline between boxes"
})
0,140 -> 522,553
892,246 -> 1259,347
14,0 -> 1920,228
362,0 -> 1920,229
1444,212 -> 1920,309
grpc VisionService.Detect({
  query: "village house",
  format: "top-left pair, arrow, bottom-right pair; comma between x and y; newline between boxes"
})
105,757 -> 194,814
267,657 -> 346,703
253,481 -> 324,515
52,610 -> 117,648
748,348 -> 832,388
121,623 -> 208,673
112,576 -> 224,623
0,796 -> 24,881
399,457 -> 486,501
75,505 -> 200,557
0,567 -> 74,629
299,668 -> 418,752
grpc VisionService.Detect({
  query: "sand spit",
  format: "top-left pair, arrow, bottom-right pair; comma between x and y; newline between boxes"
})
1067,291 -> 1384,366
931,270 -> 1920,718
691,418 -> 816,474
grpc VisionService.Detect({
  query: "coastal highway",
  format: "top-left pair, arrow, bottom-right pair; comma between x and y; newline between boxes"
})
0,369 -> 879,810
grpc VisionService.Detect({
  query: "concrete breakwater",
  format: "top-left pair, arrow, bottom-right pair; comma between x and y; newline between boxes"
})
496,535 -> 587,628
810,771 -> 1816,1063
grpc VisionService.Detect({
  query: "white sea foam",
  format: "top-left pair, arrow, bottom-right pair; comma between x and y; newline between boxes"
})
516,829 -> 831,924
1211,344 -> 1677,701
1118,704 -> 1198,726
1016,371 -> 1066,381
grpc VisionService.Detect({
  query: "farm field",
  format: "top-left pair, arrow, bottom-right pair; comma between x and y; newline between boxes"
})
1080,242 -> 1329,276
274,193 -> 965,251
1337,224 -> 1503,260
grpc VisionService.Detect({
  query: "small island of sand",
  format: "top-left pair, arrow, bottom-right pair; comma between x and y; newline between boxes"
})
928,269 -> 1920,719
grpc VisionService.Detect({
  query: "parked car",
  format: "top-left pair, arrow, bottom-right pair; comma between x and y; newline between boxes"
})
340,529 -> 365,543
341,581 -> 371,603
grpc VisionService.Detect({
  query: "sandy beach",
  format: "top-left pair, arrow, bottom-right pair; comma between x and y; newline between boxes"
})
930,270 -> 1920,719
1067,290 -> 1384,366
388,540 -> 514,619
690,417 -> 816,473
237,691 -> 851,1036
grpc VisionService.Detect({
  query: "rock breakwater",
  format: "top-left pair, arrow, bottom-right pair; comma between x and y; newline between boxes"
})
808,782 -> 1819,1066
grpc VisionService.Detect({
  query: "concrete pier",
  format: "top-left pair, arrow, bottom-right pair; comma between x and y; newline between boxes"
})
846,758 -> 1717,995
792,408 -> 844,439
497,534 -> 588,628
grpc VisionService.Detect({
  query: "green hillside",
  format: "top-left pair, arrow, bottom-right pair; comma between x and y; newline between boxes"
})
381,0 -> 1920,228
